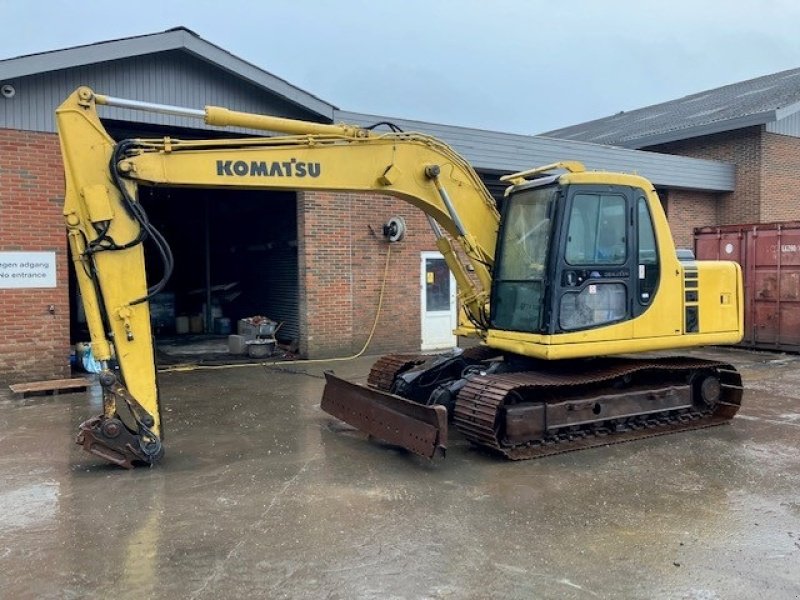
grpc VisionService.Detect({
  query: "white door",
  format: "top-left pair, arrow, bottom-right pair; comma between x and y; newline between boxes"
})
420,251 -> 457,350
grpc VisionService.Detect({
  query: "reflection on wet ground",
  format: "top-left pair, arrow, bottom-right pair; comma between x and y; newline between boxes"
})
0,347 -> 799,598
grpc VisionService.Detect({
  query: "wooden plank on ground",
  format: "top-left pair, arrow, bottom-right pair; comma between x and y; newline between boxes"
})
9,377 -> 93,397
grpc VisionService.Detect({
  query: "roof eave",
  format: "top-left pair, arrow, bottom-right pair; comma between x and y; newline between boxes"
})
0,28 -> 335,120
775,99 -> 800,121
180,32 -> 334,119
619,110 -> 777,149
0,29 -> 185,80
337,110 -> 735,193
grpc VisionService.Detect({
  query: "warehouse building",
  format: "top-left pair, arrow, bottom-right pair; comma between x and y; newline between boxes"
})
0,27 -> 735,383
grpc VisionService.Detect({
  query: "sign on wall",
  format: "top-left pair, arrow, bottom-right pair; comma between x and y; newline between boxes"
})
0,252 -> 57,289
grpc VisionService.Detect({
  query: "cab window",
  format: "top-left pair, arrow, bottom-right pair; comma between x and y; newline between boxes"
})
565,193 -> 627,265
637,196 -> 659,304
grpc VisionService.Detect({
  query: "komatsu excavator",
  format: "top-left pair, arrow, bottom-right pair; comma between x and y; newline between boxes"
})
57,87 -> 744,468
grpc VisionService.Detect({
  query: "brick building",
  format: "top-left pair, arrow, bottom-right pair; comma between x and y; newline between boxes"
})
0,28 -> 734,383
544,68 -> 800,239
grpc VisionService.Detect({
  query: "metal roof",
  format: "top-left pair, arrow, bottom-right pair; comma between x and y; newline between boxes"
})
541,67 -> 800,148
0,27 -> 734,193
0,27 -> 336,119
336,110 -> 735,192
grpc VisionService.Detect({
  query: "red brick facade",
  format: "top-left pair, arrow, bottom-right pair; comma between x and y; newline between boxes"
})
0,127 -> 443,380
297,191 -> 437,358
0,129 -> 70,384
761,132 -> 800,223
660,189 -> 721,250
648,127 -> 800,228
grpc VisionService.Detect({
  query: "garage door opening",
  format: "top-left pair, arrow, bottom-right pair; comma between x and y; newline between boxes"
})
146,186 -> 299,362
70,186 -> 301,365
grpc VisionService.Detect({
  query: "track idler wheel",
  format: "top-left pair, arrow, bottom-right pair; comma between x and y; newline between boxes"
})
697,375 -> 722,407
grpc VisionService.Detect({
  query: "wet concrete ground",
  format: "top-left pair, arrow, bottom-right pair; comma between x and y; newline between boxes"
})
1,347 -> 799,599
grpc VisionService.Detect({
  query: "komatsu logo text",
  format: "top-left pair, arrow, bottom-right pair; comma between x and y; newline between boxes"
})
216,159 -> 321,178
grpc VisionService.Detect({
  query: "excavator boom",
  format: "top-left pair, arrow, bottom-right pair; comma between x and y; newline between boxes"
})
57,87 -> 499,466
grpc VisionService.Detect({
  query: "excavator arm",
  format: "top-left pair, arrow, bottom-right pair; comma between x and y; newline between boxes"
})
56,87 -> 501,467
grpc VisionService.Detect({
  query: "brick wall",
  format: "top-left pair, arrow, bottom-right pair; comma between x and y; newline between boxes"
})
761,132 -> 800,222
661,189 -> 720,249
0,129 -> 70,384
650,127 -> 800,228
297,191 -> 438,358
648,127 -> 763,225
0,131 -> 457,377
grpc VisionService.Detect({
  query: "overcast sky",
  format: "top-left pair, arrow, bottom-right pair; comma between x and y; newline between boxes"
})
2,0 -> 800,134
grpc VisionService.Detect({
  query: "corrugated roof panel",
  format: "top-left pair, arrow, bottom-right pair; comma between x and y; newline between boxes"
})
336,110 -> 734,192
542,66 -> 800,148
0,51 -> 325,135
767,111 -> 800,137
0,27 -> 335,119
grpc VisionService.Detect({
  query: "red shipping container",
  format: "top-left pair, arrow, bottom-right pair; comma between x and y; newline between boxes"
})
695,222 -> 800,351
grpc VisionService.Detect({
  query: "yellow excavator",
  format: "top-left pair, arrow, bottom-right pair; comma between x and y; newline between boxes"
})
57,87 -> 744,468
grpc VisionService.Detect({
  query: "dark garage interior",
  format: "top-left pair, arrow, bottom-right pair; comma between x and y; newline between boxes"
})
70,186 -> 300,362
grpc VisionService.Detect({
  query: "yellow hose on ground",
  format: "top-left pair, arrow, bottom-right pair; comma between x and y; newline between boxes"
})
159,244 -> 393,373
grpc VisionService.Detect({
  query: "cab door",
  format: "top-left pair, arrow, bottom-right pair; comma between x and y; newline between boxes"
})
552,186 -> 636,338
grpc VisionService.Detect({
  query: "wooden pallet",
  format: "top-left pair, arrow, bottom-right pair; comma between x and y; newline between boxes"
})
9,377 -> 93,398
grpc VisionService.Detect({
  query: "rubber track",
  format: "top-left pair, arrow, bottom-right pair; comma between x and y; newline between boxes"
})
453,357 -> 742,460
367,354 -> 427,391
366,346 -> 502,392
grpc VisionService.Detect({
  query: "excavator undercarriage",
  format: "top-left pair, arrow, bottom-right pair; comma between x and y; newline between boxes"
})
321,348 -> 742,460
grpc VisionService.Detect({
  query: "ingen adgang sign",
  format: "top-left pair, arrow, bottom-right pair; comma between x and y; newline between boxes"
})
0,251 -> 57,289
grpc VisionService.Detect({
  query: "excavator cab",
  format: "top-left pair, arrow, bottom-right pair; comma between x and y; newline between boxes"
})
492,178 -> 657,336
482,167 -> 742,361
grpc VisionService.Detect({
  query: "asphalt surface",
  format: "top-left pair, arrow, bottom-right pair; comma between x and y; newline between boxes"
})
1,347 -> 799,599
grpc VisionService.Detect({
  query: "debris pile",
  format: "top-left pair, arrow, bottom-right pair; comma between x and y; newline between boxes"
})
228,316 -> 283,358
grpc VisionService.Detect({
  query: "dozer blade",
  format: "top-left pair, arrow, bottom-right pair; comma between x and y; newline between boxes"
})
321,372 -> 448,459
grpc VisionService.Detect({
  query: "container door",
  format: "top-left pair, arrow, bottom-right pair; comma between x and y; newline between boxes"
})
751,228 -> 800,350
420,252 -> 457,350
